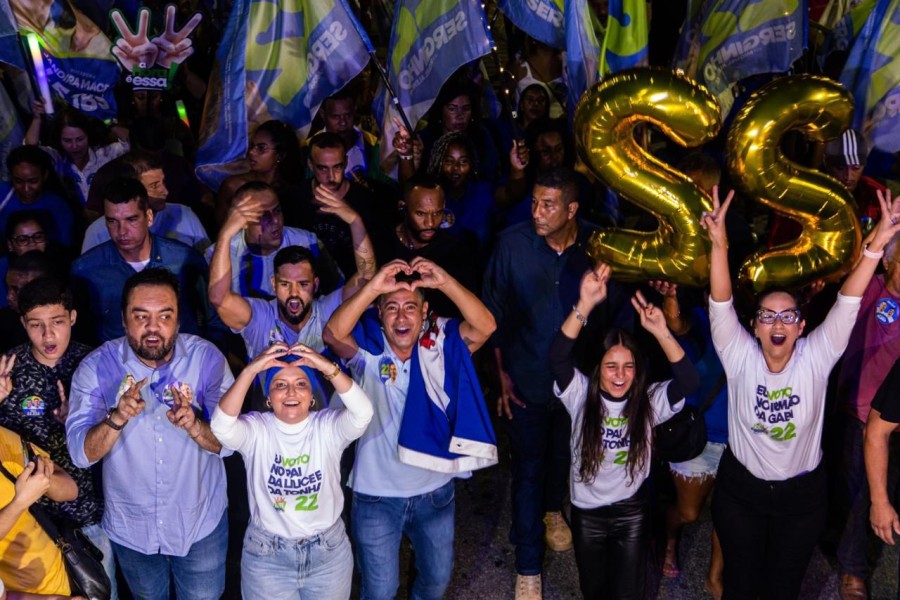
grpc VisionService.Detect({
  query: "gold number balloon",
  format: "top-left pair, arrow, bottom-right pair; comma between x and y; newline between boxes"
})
727,75 -> 860,292
574,68 -> 722,286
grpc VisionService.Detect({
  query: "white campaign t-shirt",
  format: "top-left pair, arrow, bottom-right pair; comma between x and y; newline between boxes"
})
211,383 -> 372,539
709,294 -> 861,481
555,371 -> 683,508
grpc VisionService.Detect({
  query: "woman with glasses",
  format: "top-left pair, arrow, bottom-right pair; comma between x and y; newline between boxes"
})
701,186 -> 900,599
0,212 -> 48,309
210,342 -> 373,600
216,120 -> 303,225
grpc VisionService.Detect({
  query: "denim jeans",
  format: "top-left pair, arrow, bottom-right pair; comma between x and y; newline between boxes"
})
241,519 -> 352,600
351,479 -> 455,600
82,522 -> 118,600
111,511 -> 227,600
507,398 -> 571,575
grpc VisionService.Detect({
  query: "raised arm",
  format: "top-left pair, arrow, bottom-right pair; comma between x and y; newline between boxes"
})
409,257 -> 496,352
700,186 -> 735,303
841,190 -> 900,298
312,184 -> 377,299
324,260 -> 414,360
648,280 -> 691,336
23,99 -> 46,146
553,264 -> 612,389
209,192 -> 262,329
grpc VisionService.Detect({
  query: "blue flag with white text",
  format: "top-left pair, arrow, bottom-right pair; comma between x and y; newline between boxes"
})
497,0 -> 564,49
195,0 -> 371,190
673,0 -> 808,114
839,0 -> 900,152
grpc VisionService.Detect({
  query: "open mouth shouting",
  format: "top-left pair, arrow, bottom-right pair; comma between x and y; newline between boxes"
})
770,333 -> 787,347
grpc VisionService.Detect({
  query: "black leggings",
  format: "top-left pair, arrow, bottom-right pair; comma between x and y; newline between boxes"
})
570,484 -> 650,600
712,448 -> 827,600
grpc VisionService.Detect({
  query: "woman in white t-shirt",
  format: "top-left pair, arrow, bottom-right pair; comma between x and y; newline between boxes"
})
701,186 -> 900,600
550,264 -> 699,599
210,342 -> 373,600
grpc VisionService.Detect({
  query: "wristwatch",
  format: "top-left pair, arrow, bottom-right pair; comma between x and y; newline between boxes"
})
104,409 -> 126,431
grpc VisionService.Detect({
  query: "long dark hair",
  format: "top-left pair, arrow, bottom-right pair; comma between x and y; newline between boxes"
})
577,328 -> 652,485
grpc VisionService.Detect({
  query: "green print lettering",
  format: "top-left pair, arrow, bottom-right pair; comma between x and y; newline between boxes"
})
294,493 -> 320,511
769,422 -> 797,442
604,417 -> 628,427
613,450 -> 628,465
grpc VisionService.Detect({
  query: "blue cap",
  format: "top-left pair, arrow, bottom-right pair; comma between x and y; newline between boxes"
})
262,354 -> 325,407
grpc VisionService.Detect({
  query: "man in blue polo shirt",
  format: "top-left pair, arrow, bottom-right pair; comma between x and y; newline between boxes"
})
66,268 -> 233,600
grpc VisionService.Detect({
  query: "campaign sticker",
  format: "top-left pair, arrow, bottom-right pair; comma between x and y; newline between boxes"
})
876,298 -> 899,324
379,357 -> 396,383
21,395 -> 45,417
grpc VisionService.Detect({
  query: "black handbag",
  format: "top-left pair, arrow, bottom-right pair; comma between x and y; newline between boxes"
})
0,459 -> 111,600
653,373 -> 726,464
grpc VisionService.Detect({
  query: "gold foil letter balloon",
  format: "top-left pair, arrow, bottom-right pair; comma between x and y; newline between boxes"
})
574,68 -> 722,286
727,75 -> 860,292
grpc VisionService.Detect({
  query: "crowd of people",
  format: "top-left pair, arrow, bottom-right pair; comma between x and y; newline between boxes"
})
1,2 -> 900,600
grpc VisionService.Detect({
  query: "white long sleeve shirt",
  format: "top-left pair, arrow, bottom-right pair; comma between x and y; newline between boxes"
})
211,382 -> 373,538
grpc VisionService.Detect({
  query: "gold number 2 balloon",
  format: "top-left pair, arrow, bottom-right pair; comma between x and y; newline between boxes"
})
727,75 -> 860,292
574,68 -> 722,286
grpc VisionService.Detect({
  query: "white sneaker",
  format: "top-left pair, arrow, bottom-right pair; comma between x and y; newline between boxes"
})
515,574 -> 542,600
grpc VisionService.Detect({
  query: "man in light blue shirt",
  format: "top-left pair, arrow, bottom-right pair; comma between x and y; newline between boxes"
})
66,268 -> 233,600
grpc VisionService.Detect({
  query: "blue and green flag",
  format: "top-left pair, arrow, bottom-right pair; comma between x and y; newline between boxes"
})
375,0 -> 493,144
600,0 -> 648,76
0,1 -> 24,70
817,0 -> 875,69
839,0 -> 900,152
497,0 -> 564,49
673,0 -> 808,114
196,0 -> 371,189
565,0 -> 600,114
9,0 -> 120,119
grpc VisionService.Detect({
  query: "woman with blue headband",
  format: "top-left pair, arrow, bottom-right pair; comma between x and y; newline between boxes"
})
210,342 -> 373,600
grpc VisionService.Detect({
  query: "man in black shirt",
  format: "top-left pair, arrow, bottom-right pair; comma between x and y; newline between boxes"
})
283,132 -> 392,274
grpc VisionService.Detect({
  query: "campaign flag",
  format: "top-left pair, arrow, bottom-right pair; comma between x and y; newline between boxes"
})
195,0 -> 371,190
497,0 -> 564,49
9,0 -> 120,119
0,79 -> 23,180
673,0 -> 808,115
565,0 -> 600,114
600,0 -> 648,76
374,0 -> 493,163
817,0 -> 875,69
839,0 -> 900,152
0,0 -> 24,70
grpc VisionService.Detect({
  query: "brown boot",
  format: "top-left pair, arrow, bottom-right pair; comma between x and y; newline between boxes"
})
515,574 -> 542,600
543,511 -> 573,551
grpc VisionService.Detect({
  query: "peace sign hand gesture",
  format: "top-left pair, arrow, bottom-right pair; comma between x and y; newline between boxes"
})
111,8 -> 158,71
152,6 -> 202,68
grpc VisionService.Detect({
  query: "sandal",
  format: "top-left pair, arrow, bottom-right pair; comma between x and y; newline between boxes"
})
662,552 -> 680,578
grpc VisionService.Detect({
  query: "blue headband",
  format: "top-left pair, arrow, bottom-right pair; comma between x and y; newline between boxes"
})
262,354 -> 325,406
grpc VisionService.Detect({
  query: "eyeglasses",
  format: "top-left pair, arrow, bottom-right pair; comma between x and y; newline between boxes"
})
755,308 -> 802,325
11,232 -> 46,246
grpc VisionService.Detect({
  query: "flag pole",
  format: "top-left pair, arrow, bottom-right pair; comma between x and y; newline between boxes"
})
341,0 -> 416,134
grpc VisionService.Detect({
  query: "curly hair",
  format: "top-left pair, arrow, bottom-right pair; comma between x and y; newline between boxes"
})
425,132 -> 479,180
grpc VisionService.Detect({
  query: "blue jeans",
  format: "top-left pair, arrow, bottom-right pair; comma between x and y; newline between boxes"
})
351,480 -> 455,600
82,522 -> 118,600
241,519 -> 352,600
507,399 -> 571,575
112,511 -> 227,600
